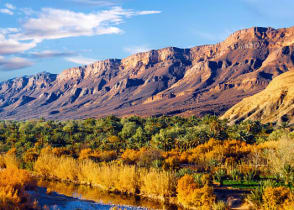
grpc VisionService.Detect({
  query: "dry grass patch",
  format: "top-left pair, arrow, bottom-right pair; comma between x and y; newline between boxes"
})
140,169 -> 176,198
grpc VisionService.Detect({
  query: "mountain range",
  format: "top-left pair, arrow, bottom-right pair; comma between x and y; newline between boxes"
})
1,26 -> 294,120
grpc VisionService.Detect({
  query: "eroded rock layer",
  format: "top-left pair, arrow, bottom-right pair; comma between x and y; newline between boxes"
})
1,26 -> 294,120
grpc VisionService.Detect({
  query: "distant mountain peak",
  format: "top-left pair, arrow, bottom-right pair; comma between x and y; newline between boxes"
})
0,26 -> 294,120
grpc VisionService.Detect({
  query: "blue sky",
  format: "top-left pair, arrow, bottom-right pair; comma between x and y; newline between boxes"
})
0,0 -> 294,81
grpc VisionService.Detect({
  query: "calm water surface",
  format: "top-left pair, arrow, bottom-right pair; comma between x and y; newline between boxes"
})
29,180 -> 180,210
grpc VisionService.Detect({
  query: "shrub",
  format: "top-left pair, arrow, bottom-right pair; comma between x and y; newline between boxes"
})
137,148 -> 162,167
265,136 -> 294,186
177,174 -> 215,209
214,168 -> 226,186
242,167 -> 259,182
35,152 -> 181,197
140,169 -> 176,198
0,152 -> 20,170
122,148 -> 162,167
22,148 -> 39,163
267,129 -> 287,141
121,149 -> 140,164
22,148 -> 39,170
193,173 -> 204,186
97,151 -> 117,162
0,168 -> 36,209
52,147 -> 71,157
184,139 -> 253,170
262,186 -> 291,209
34,153 -> 60,179
247,186 -> 264,207
77,159 -> 99,185
213,200 -> 228,210
151,159 -> 163,169
261,179 -> 278,188
282,193 -> 294,210
91,164 -> 139,194
177,174 -> 197,206
175,168 -> 194,178
80,149 -> 117,162
79,148 -> 92,160
0,156 -> 5,169
34,153 -> 79,181
164,155 -> 180,169
54,156 -> 79,182
228,168 -> 242,181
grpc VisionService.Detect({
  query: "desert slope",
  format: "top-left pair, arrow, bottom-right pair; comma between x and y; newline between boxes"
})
221,70 -> 294,124
1,26 -> 294,120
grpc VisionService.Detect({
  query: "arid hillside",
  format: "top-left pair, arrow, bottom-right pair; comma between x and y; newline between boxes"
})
222,70 -> 294,124
1,26 -> 294,120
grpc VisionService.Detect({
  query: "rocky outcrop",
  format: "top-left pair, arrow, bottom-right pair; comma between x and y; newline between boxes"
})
221,70 -> 294,124
1,26 -> 294,120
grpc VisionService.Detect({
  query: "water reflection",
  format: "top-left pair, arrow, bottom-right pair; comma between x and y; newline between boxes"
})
34,180 -> 180,210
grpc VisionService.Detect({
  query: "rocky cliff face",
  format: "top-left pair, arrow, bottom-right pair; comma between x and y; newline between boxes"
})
221,70 -> 294,124
1,26 -> 294,120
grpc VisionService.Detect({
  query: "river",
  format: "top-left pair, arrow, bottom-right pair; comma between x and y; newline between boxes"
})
28,180 -> 180,210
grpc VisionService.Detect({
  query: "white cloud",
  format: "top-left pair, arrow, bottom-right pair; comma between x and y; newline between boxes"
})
66,56 -> 96,65
14,7 -> 161,41
0,28 -> 19,34
70,0 -> 117,6
0,4 -> 15,15
0,6 -> 161,65
124,46 -> 151,54
0,57 -> 33,71
5,3 -> 15,10
136,11 -> 161,15
0,8 -> 13,15
29,50 -> 75,58
0,34 -> 39,55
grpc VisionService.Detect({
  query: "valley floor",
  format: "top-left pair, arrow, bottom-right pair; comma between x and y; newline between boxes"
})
0,115 -> 294,209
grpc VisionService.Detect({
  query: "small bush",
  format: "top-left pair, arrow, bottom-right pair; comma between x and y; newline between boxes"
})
151,159 -> 163,169
228,168 -> 242,181
0,153 -> 20,169
243,170 -> 258,182
52,147 -> 71,157
121,149 -> 140,164
175,168 -> 194,178
79,148 -> 92,160
247,186 -> 264,207
213,200 -> 228,210
214,168 -> 226,186
98,151 -> 117,162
